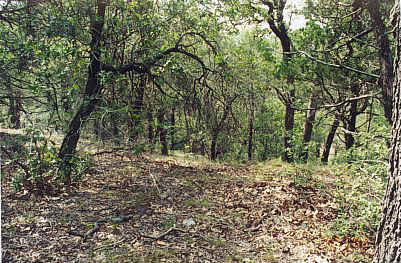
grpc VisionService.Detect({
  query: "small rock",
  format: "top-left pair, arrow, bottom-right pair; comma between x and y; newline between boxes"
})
183,218 -> 196,227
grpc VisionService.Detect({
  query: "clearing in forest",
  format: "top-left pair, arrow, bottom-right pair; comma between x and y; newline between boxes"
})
2,149 -> 379,262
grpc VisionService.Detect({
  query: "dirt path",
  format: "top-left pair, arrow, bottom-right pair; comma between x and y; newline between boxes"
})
2,152 -> 374,262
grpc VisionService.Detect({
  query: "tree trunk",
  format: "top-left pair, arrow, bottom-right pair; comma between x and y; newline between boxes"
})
263,0 -> 295,163
321,117 -> 339,164
111,111 -> 119,145
344,85 -> 359,150
170,107 -> 176,150
146,110 -> 154,143
301,92 -> 318,162
283,90 -> 295,163
344,100 -> 357,150
8,94 -> 22,129
374,12 -> 401,262
58,0 -> 106,184
248,110 -> 254,161
248,92 -> 255,161
367,0 -> 394,124
157,110 -> 168,156
210,131 -> 218,161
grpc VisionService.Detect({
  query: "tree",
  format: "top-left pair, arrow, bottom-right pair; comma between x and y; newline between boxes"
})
300,91 -> 318,162
374,1 -> 401,261
57,0 -> 107,184
54,0 -> 216,183
221,0 -> 297,162
263,0 -> 296,163
367,0 -> 395,124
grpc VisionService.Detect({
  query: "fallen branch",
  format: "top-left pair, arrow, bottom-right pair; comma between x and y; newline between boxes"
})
68,215 -> 134,241
140,227 -> 186,240
90,148 -> 133,156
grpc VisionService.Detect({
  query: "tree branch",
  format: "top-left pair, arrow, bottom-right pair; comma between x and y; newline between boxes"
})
296,50 -> 380,79
294,92 -> 379,111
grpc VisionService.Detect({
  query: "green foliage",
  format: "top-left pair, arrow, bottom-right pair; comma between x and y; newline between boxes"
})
132,143 -> 146,155
12,127 -> 90,193
328,164 -> 385,240
332,114 -> 389,179
254,99 -> 284,160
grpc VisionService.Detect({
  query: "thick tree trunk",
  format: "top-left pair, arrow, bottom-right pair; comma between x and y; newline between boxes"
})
60,101 -> 99,154
301,92 -> 318,162
367,0 -> 394,124
374,13 -> 401,262
157,110 -> 168,156
321,117 -> 339,164
58,0 -> 106,184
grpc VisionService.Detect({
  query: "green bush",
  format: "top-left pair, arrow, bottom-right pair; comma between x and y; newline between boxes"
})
12,128 -> 90,194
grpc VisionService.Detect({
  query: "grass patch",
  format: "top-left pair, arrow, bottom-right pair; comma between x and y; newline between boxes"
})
183,198 -> 216,208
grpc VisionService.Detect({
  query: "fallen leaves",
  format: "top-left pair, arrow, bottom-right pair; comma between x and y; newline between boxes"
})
1,152 -> 375,262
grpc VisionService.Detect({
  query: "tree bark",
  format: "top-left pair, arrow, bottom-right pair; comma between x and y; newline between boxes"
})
321,117 -> 339,164
374,11 -> 401,261
58,0 -> 106,184
283,90 -> 295,163
170,107 -> 176,150
210,130 -> 218,161
248,109 -> 254,161
367,0 -> 394,124
344,99 -> 357,150
157,110 -> 168,156
146,110 -> 154,143
8,93 -> 22,129
248,91 -> 255,161
301,92 -> 318,162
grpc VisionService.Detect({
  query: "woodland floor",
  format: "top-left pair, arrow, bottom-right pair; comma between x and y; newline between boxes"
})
1,131 -> 378,262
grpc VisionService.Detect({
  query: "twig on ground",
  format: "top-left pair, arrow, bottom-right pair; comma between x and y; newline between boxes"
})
140,227 -> 186,240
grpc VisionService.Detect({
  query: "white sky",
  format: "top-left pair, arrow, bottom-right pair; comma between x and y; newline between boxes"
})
285,0 -> 307,29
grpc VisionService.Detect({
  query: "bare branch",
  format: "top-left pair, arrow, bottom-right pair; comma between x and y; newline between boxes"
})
296,50 -> 380,79
294,92 -> 379,111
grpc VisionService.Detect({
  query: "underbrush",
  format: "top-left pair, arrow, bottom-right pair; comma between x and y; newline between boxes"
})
328,163 -> 385,241
255,159 -> 385,247
1,127 -> 91,195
